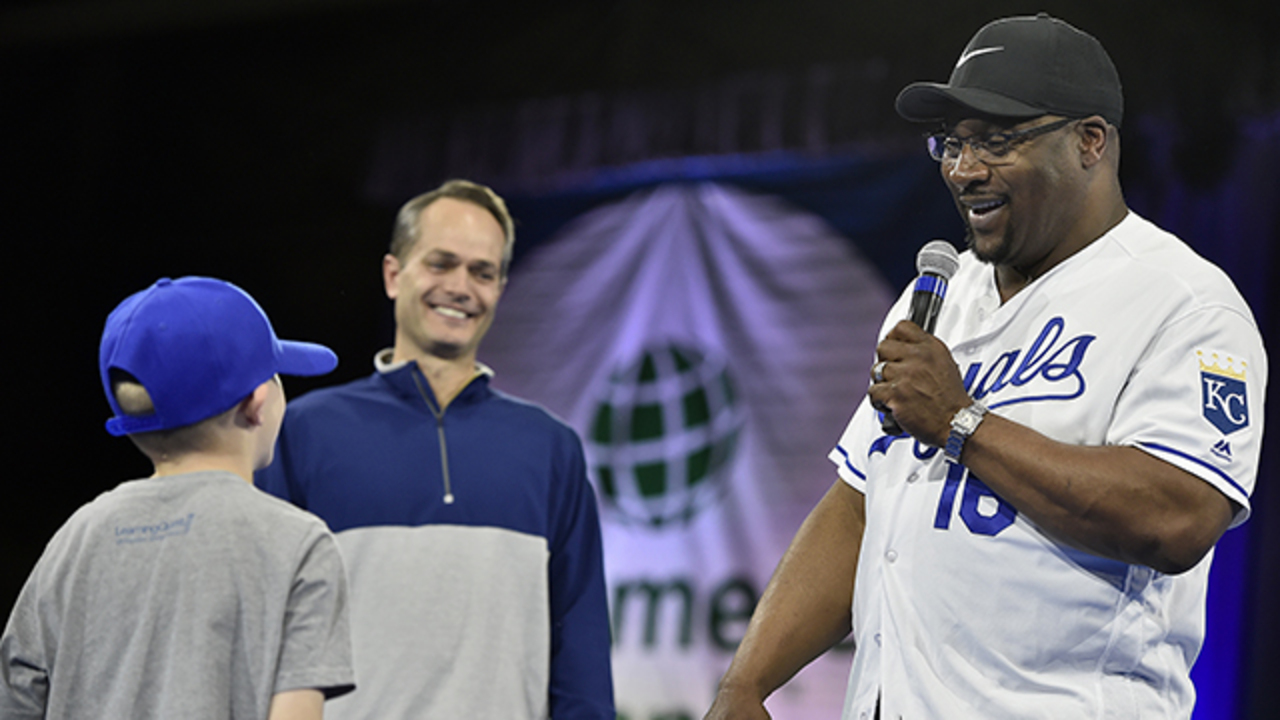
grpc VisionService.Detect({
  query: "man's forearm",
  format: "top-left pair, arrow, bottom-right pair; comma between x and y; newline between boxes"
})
707,479 -> 864,715
960,414 -> 1234,574
872,320 -> 1236,575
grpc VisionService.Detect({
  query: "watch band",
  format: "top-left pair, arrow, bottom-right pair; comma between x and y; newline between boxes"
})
943,399 -> 988,463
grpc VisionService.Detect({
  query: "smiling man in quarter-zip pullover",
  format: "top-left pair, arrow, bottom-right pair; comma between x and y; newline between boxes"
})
256,179 -> 614,720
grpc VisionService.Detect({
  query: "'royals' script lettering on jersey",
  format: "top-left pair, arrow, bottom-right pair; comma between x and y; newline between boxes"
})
867,316 -> 1096,459
959,316 -> 1095,407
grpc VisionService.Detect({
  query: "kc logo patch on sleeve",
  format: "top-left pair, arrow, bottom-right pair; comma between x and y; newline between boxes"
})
1198,350 -> 1250,437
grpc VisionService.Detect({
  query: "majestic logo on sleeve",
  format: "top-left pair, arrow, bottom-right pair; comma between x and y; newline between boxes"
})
1198,350 -> 1249,440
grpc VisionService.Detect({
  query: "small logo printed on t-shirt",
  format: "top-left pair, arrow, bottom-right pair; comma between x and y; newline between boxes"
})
115,513 -> 195,544
1198,350 -> 1249,436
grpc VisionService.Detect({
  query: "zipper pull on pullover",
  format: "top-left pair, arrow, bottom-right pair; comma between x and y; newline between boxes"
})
410,369 -> 456,505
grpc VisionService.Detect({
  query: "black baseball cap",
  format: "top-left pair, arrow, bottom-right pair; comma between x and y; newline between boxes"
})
895,13 -> 1123,128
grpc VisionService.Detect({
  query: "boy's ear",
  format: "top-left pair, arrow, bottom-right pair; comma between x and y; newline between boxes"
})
239,381 -> 273,427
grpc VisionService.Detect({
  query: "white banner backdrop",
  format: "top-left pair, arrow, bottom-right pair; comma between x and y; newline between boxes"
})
481,182 -> 894,719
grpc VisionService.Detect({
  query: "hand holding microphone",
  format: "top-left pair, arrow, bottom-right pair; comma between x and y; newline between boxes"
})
878,240 -> 960,435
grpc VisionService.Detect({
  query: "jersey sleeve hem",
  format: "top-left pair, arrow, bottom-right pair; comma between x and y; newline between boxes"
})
829,444 -> 868,492
1133,441 -> 1252,527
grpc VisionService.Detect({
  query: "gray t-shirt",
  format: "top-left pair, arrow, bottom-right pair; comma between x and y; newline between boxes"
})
1,470 -> 354,719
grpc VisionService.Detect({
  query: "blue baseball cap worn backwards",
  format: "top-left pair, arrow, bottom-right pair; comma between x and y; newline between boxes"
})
100,276 -> 338,436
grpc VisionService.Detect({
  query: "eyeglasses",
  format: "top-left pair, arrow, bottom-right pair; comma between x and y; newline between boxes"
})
926,117 -> 1075,165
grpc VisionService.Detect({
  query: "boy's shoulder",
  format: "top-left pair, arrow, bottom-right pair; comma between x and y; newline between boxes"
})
57,470 -> 328,548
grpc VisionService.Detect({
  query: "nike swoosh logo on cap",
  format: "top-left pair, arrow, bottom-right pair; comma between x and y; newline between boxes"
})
955,46 -> 1004,69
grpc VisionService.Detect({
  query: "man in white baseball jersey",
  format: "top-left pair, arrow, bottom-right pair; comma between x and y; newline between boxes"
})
705,13 -> 1267,720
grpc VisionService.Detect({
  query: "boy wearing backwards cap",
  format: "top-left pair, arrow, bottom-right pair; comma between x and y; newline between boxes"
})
1,276 -> 355,719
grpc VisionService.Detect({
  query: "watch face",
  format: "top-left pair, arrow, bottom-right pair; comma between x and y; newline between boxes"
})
947,402 -> 986,462
954,404 -> 985,434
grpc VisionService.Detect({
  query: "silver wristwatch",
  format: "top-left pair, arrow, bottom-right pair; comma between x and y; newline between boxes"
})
943,399 -> 987,463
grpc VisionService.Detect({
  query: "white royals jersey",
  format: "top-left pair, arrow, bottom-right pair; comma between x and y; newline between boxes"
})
829,213 -> 1266,720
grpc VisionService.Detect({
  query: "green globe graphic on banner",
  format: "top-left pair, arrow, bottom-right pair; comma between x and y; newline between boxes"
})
587,344 -> 743,527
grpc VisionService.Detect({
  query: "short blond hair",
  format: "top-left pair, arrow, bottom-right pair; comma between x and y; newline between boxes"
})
110,370 -> 230,459
390,179 -> 515,277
